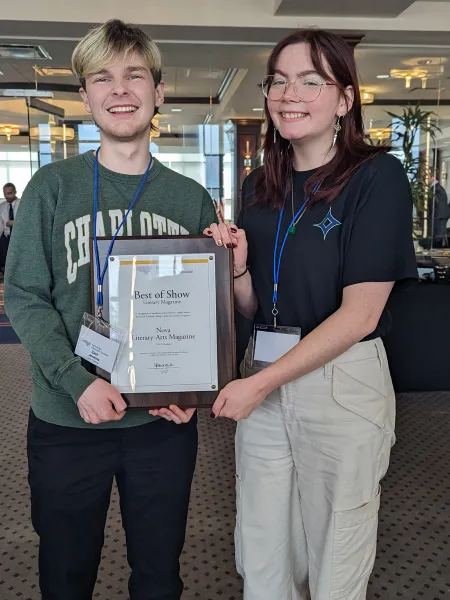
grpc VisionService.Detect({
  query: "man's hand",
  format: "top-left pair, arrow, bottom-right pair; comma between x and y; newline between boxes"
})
6,220 -> 13,228
77,379 -> 127,424
149,405 -> 196,425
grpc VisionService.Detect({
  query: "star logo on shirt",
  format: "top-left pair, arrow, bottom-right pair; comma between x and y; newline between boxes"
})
313,208 -> 341,240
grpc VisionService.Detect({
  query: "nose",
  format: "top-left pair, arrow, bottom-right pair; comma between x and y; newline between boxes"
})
111,78 -> 130,96
282,81 -> 299,102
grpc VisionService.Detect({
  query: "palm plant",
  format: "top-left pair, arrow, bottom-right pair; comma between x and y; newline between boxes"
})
386,104 -> 442,214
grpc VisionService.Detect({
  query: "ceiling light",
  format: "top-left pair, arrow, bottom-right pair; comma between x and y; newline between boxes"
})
376,75 -> 390,79
0,44 -> 50,60
368,127 -> 392,141
0,124 -> 21,141
34,66 -> 74,77
0,70 -> 3,76
150,115 -> 160,139
361,90 -> 374,104
390,68 -> 428,89
253,108 -> 264,112
29,124 -> 75,141
29,116 -> 74,152
171,108 -> 182,112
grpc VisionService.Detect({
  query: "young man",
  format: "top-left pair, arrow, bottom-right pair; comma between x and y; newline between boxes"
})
5,20 -> 217,600
0,182 -> 20,276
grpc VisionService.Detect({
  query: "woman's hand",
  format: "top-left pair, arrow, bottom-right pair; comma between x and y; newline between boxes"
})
211,376 -> 268,421
149,406 -> 196,424
203,223 -> 248,276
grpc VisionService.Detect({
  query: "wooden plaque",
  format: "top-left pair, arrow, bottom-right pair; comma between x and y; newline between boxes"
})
90,236 -> 236,409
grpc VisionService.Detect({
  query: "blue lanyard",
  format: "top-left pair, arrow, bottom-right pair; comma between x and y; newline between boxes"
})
272,180 -> 321,327
93,147 -> 153,318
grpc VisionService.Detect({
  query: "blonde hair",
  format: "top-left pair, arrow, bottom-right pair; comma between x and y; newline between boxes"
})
72,19 -> 162,89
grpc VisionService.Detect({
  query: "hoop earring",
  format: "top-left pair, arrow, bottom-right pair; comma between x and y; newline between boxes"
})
333,116 -> 342,147
273,127 -> 277,144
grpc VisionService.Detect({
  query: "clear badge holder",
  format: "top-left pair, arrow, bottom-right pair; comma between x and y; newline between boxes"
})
74,312 -> 127,374
251,324 -> 301,367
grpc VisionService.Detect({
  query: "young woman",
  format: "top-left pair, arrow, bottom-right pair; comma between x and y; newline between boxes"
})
206,29 -> 417,600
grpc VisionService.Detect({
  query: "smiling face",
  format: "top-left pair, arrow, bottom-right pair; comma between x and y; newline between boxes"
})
80,52 -> 164,142
267,43 -> 351,145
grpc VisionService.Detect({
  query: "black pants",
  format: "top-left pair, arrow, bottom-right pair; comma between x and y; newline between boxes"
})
0,233 -> 9,272
27,410 -> 198,600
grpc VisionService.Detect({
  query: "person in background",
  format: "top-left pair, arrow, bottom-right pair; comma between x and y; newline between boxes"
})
428,167 -> 449,247
0,183 -> 20,277
5,19 -> 217,600
207,28 -> 417,600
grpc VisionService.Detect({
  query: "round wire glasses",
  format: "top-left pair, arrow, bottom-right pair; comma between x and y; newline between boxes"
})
262,74 -> 335,102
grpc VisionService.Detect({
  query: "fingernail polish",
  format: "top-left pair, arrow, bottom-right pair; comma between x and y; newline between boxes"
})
226,243 -> 233,249
230,227 -> 237,233
210,412 -> 216,419
232,243 -> 237,248
206,230 -> 212,235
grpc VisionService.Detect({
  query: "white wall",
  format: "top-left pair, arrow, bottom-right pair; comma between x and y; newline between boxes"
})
3,0 -> 450,31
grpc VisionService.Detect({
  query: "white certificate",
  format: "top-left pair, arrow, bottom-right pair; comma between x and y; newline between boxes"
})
108,253 -> 218,393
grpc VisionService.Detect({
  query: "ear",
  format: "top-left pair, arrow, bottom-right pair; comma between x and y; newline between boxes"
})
339,85 -> 354,117
79,87 -> 92,115
154,81 -> 165,109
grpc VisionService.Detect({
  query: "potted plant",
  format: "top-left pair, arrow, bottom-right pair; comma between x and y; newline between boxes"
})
386,104 -> 442,243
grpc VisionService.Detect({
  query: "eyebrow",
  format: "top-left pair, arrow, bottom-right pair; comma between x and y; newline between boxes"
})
124,65 -> 150,73
88,65 -> 150,77
274,69 -> 320,78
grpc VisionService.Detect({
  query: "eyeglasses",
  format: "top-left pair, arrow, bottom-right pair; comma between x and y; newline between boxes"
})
262,74 -> 335,103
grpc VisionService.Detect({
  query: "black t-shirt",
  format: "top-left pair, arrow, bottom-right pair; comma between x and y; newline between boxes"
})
238,153 -> 418,340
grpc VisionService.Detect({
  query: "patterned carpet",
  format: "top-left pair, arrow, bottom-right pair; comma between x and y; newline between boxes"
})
0,344 -> 449,600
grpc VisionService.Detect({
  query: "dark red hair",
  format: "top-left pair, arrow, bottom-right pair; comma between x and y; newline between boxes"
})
255,28 -> 389,208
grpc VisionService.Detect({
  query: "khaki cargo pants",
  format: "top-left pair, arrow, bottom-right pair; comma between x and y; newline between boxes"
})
235,338 -> 395,600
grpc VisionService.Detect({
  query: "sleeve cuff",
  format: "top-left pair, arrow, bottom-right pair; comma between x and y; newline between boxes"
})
57,360 -> 98,404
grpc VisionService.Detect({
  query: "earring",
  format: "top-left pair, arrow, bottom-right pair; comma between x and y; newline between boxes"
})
273,127 -> 277,144
333,116 -> 342,147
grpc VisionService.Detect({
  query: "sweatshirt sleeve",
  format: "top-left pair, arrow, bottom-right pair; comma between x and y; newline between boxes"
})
199,189 -> 219,232
4,181 -> 97,403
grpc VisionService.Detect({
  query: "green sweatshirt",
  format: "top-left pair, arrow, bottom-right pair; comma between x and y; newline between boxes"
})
4,151 -> 218,428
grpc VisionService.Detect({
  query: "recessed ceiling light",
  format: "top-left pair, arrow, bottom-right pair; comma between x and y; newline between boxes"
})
376,74 -> 390,79
171,108 -> 182,112
253,108 -> 264,112
0,70 -> 3,76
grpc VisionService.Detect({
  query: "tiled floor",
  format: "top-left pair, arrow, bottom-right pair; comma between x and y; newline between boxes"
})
0,344 -> 449,599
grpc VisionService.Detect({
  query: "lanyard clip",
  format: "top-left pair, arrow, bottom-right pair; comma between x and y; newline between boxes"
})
96,284 -> 103,320
272,304 -> 278,328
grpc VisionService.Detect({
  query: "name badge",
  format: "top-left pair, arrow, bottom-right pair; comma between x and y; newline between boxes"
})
252,325 -> 301,366
74,313 -> 126,373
